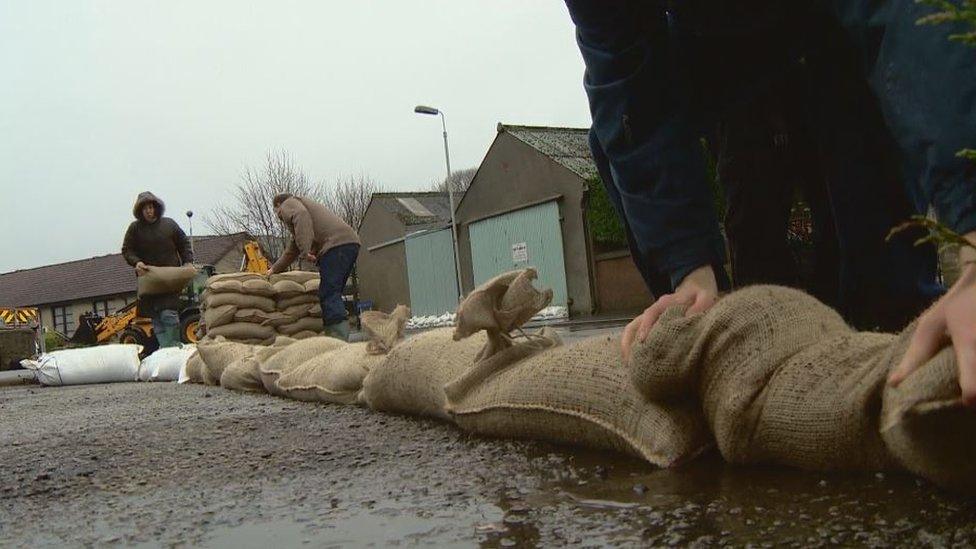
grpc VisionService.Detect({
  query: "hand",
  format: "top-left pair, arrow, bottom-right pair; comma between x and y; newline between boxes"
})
889,239 -> 976,407
265,268 -> 274,277
135,262 -> 149,277
621,265 -> 719,365
305,252 -> 317,263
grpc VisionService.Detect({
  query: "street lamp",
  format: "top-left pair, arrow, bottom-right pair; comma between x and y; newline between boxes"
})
186,210 -> 195,258
415,105 -> 463,303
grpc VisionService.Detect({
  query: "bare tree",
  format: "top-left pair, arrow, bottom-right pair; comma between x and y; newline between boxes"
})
207,150 -> 327,262
428,167 -> 477,196
324,172 -> 382,231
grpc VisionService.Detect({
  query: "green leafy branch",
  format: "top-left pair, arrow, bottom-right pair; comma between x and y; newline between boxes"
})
888,216 -> 976,259
916,0 -> 976,44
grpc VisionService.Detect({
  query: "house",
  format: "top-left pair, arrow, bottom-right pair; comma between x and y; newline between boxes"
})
355,124 -> 653,318
356,192 -> 455,314
0,232 -> 256,336
453,123 -> 652,316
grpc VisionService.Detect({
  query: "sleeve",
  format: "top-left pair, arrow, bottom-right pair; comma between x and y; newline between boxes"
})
270,239 -> 299,274
280,198 -> 314,256
121,223 -> 142,267
171,220 -> 194,264
568,0 -> 727,289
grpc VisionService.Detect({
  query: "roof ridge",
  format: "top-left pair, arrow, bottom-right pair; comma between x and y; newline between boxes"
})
498,123 -> 590,133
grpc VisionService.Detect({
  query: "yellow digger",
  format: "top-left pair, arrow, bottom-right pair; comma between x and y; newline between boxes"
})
71,241 -> 270,352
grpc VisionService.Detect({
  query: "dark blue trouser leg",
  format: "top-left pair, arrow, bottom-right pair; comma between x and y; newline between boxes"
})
318,244 -> 360,326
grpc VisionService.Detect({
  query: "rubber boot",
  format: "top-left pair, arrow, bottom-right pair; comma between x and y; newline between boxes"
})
323,320 -> 351,342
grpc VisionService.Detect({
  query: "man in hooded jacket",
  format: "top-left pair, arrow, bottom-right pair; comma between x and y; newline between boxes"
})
121,191 -> 194,348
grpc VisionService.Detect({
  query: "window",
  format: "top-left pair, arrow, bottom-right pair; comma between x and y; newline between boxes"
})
92,300 -> 113,317
52,305 -> 75,335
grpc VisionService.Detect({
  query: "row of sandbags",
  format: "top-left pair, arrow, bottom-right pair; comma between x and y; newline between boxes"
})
21,343 -> 196,385
187,268 -> 974,492
200,271 -> 324,344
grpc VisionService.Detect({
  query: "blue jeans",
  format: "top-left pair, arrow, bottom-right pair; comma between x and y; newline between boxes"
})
152,309 -> 181,348
318,244 -> 360,326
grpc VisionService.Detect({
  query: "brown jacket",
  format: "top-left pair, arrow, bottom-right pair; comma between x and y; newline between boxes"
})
271,196 -> 360,273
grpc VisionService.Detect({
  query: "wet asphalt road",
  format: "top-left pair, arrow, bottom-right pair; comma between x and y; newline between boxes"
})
1,326 -> 974,547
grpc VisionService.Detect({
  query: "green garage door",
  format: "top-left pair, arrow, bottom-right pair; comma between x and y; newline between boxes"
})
405,228 -> 459,316
468,201 -> 568,306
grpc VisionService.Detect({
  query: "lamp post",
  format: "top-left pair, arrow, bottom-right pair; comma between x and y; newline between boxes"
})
415,105 -> 463,303
186,210 -> 195,258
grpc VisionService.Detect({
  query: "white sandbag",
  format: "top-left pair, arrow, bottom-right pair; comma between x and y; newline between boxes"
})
138,345 -> 197,382
23,344 -> 141,386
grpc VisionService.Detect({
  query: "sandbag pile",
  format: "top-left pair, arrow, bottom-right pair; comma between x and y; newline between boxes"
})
199,271 -> 325,344
630,285 -> 976,491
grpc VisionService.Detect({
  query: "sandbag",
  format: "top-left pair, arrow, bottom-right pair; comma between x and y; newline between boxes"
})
304,279 -> 320,293
233,308 -> 275,324
205,292 -> 276,312
207,322 -> 276,342
241,278 -> 275,297
277,317 -> 324,336
276,294 -> 319,309
257,336 -> 347,396
203,304 -> 237,329
181,351 -> 206,384
137,265 -> 197,297
207,272 -> 262,286
274,342 -> 383,404
279,303 -> 316,319
197,339 -> 255,386
291,331 -> 319,340
220,356 -> 265,393
360,305 -> 410,355
633,286 -> 898,471
206,279 -> 244,294
361,328 -> 487,420
272,279 -> 306,299
138,345 -> 197,382
270,271 -> 319,285
446,334 -> 711,467
23,345 -> 141,386
881,338 -> 976,492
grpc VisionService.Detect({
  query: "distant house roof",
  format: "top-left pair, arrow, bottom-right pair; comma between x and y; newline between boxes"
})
0,232 -> 252,307
368,192 -> 453,229
498,124 -> 597,179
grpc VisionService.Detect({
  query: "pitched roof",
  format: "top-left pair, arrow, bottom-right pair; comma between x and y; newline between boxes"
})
498,124 -> 597,179
0,232 -> 251,307
369,192 -> 453,228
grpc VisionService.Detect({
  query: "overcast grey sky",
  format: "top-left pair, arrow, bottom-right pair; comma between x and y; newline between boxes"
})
0,1 -> 589,273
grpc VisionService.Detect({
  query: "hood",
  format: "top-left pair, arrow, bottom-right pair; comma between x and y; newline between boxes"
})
133,191 -> 165,221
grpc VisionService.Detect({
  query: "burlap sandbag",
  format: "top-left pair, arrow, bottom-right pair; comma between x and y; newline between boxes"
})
233,308 -> 275,324
453,269 -> 553,361
881,334 -> 976,492
257,336 -> 347,396
207,272 -> 262,286
291,331 -> 319,340
205,292 -> 276,312
277,294 -> 319,309
241,278 -> 275,297
304,279 -> 320,293
279,303 -> 316,320
277,317 -> 324,337
184,351 -> 206,384
270,271 -> 319,285
272,280 -> 306,299
445,333 -> 711,467
273,342 -> 384,405
632,285 -> 898,471
207,322 -> 276,343
203,304 -> 237,329
308,304 -> 322,317
220,355 -> 265,393
137,265 -> 197,297
361,328 -> 487,420
196,339 -> 255,386
360,305 -> 410,355
207,279 -> 244,294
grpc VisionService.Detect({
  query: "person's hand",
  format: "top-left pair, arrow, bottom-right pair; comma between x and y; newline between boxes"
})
135,261 -> 149,277
889,237 -> 976,407
305,252 -> 317,263
265,268 -> 274,277
621,264 -> 719,365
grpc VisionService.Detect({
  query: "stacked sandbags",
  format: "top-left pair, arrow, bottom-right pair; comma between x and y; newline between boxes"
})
269,271 -> 324,339
630,285 -> 976,490
200,273 -> 278,344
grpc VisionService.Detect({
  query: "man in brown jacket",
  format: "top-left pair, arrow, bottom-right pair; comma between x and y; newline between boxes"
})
269,193 -> 361,341
121,191 -> 194,348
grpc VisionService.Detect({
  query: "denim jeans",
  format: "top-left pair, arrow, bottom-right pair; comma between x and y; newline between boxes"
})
152,309 -> 181,348
318,244 -> 360,326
